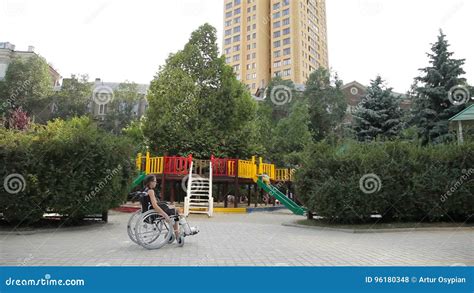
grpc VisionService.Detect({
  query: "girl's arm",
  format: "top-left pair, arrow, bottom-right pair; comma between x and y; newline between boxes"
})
148,190 -> 170,221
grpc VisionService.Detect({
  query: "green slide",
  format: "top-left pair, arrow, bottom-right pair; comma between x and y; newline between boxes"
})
130,171 -> 147,190
256,178 -> 306,216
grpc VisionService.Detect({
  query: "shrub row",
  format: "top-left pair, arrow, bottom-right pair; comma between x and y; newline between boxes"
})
0,117 -> 136,224
295,140 -> 473,224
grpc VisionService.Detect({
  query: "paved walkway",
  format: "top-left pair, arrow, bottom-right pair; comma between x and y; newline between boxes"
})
1,211 -> 472,266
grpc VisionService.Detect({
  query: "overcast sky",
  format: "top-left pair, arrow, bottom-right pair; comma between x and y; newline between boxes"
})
1,0 -> 472,93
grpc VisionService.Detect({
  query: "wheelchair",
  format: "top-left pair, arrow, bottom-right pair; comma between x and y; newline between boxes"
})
127,192 -> 199,250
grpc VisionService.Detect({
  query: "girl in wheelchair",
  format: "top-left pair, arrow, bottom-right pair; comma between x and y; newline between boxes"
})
142,175 -> 182,245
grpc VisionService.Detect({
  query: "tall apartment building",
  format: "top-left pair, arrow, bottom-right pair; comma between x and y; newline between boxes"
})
223,0 -> 328,93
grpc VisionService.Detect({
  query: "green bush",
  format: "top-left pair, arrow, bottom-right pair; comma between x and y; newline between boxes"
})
295,140 -> 473,224
0,117 -> 136,224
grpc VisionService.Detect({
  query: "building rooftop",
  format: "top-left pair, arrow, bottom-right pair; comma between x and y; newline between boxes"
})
449,104 -> 474,122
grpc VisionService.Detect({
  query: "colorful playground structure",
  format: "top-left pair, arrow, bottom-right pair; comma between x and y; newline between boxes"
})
132,152 -> 306,217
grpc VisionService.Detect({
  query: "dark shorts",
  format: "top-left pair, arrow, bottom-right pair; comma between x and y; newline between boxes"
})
158,203 -> 177,217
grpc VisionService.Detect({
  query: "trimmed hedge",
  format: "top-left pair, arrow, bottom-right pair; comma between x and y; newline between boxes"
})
0,117 -> 136,224
295,140 -> 473,224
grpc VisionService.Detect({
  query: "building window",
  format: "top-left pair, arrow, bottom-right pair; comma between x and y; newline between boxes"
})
283,28 -> 290,35
283,58 -> 292,66
99,104 -> 108,115
282,18 -> 290,25
283,48 -> 291,55
273,31 -> 281,38
273,21 -> 281,28
273,40 -> 281,48
283,37 -> 291,45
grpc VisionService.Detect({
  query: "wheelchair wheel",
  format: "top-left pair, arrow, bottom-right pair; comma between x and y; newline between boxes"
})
168,233 -> 176,244
177,235 -> 185,247
127,210 -> 142,244
135,210 -> 173,250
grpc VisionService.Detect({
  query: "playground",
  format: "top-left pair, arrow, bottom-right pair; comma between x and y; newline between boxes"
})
130,152 -> 306,217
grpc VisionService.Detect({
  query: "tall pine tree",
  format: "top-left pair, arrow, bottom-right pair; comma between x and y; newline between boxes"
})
353,76 -> 403,141
411,30 -> 467,145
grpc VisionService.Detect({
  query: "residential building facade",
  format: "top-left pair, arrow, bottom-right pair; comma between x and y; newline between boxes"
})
0,42 -> 61,87
223,0 -> 328,93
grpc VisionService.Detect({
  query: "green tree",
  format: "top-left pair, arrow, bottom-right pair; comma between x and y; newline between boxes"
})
270,101 -> 312,166
144,23 -> 260,158
304,68 -> 346,141
352,76 -> 404,141
264,77 -> 296,123
3,55 -> 52,119
103,81 -> 142,134
51,74 -> 92,119
411,30 -> 467,145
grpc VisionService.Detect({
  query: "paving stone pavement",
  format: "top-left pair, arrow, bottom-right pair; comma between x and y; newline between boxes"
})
1,210 -> 473,266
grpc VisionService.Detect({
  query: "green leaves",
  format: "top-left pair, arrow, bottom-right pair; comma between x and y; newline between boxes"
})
304,68 -> 347,141
296,140 -> 474,224
0,117 -> 136,224
411,30 -> 468,145
144,24 -> 260,158
353,76 -> 404,141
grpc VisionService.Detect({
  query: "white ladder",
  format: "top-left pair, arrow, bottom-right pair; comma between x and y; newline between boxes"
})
184,161 -> 213,217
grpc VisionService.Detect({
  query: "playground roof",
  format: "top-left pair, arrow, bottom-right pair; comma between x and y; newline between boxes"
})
449,104 -> 474,121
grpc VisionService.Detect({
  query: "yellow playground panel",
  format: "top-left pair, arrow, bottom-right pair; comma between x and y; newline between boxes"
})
135,152 -> 293,182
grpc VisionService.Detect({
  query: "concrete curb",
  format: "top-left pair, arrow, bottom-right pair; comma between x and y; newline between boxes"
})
282,222 -> 474,233
0,222 -> 109,236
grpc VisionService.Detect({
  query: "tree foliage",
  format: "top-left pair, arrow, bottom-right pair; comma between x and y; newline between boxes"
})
352,76 -> 404,141
144,23 -> 261,158
51,74 -> 92,120
411,30 -> 467,145
3,55 -> 52,117
304,68 -> 347,141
